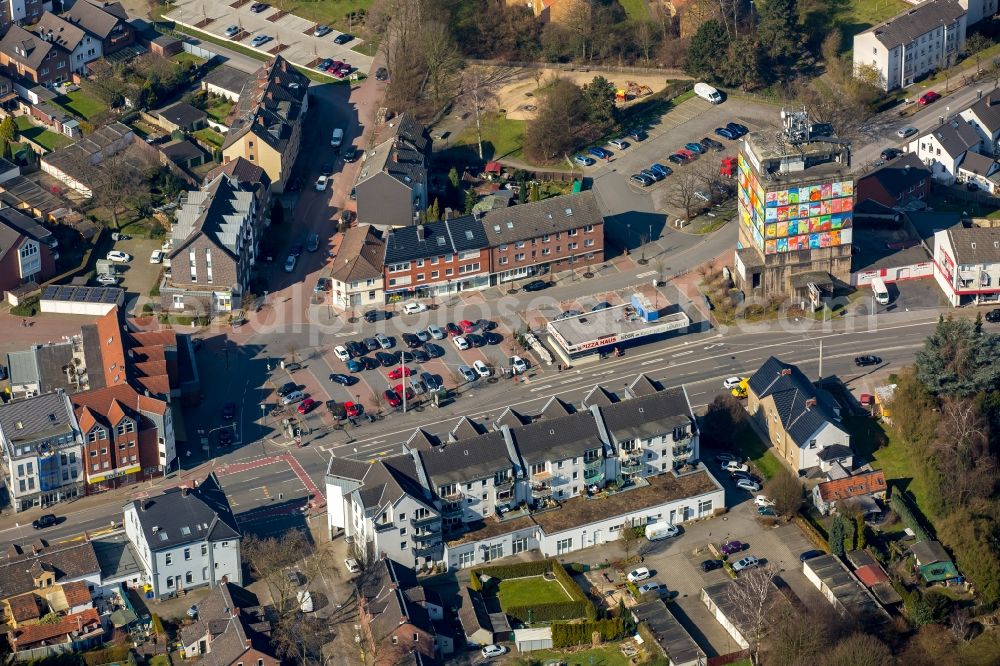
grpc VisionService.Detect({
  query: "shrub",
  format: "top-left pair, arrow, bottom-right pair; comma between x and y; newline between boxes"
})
469,558 -> 595,622
11,296 -> 39,316
82,644 -> 131,666
891,493 -> 932,541
149,283 -> 160,298
551,618 -> 631,648
142,303 -> 154,313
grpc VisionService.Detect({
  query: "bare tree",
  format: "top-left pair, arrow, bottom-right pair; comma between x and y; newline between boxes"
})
763,466 -> 804,517
822,632 -> 894,666
965,33 -> 993,76
634,22 -> 656,64
618,522 -> 640,565
668,167 -> 701,221
242,530 -> 338,618
72,142 -> 153,229
419,21 -> 462,104
726,565 -> 777,665
273,613 -> 329,666
459,66 -> 505,160
562,0 -> 594,61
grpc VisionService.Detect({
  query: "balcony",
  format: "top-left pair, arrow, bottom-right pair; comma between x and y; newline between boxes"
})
620,457 -> 642,474
584,467 -> 605,483
374,521 -> 395,532
413,545 -> 437,557
440,488 -> 462,502
531,483 -> 553,498
495,477 -> 514,492
411,514 -> 439,527
412,529 -> 438,543
583,457 -> 603,471
673,445 -> 693,458
441,503 -> 463,517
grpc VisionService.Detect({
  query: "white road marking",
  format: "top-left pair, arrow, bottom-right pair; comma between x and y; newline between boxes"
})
636,270 -> 656,279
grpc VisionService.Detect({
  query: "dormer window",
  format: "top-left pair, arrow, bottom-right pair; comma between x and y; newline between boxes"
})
116,419 -> 135,435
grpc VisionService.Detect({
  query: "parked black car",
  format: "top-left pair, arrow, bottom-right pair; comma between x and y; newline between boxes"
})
476,319 -> 496,331
800,549 -> 825,562
482,332 -> 502,345
879,148 -> 902,160
985,308 -> 1000,323
854,355 -> 882,367
401,333 -> 422,348
32,514 -> 58,529
700,137 -> 724,151
346,341 -> 367,358
329,373 -> 358,386
363,309 -> 390,322
425,343 -> 445,358
700,559 -> 723,572
522,279 -> 549,292
276,381 -> 297,397
412,349 -> 430,363
466,334 -> 485,348
376,352 -> 396,367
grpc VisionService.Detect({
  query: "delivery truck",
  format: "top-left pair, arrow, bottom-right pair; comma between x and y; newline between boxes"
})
694,82 -> 723,104
644,522 -> 680,541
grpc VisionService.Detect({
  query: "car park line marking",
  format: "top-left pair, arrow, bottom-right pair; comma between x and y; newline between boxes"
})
674,351 -> 694,356
531,384 -> 553,392
636,271 -> 656,279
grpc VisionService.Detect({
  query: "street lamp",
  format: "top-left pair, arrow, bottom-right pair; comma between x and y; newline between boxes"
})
259,403 -> 267,455
625,223 -> 631,255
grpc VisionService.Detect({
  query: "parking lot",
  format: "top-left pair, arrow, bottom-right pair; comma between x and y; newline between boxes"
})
167,0 -> 373,74
585,96 -> 780,221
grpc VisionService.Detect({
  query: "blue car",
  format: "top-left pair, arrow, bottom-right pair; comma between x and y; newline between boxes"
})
715,127 -> 736,140
649,163 -> 672,178
346,359 -> 363,373
641,168 -> 663,182
685,142 -> 705,154
573,155 -> 595,167
727,122 -> 749,136
588,146 -> 610,159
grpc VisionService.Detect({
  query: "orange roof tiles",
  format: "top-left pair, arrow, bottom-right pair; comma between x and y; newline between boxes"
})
60,580 -> 91,608
11,608 -> 101,648
95,307 -> 127,388
817,470 -> 887,502
71,383 -> 168,422
6,594 -> 43,622
854,564 -> 890,588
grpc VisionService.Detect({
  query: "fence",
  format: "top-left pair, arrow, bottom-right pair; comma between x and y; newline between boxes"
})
464,58 -> 689,79
181,41 -> 220,61
931,181 -> 999,208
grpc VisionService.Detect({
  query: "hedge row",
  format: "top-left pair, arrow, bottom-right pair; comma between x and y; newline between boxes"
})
505,598 -> 592,623
891,493 -> 932,542
551,618 -> 630,648
469,559 -> 553,587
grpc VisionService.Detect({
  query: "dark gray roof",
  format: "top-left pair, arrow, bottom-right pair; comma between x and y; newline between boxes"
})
161,139 -> 204,163
864,0 -> 965,50
817,444 -> 853,462
353,454 -> 432,512
480,191 -> 602,244
538,396 -> 574,420
384,216 -> 489,264
327,456 -> 374,482
126,473 -> 240,550
0,390 -> 75,444
959,151 -> 997,177
159,102 -> 207,128
964,89 -> 1000,136
0,25 -> 64,71
180,581 -> 273,666
858,152 -> 930,199
747,357 -> 842,447
598,387 -> 692,442
0,207 -> 53,243
223,57 -> 308,154
64,0 -> 127,39
910,540 -> 951,566
628,374 -> 663,397
201,64 -> 253,96
926,118 -> 982,159
582,385 -> 617,408
0,540 -> 101,600
419,431 -> 514,485
457,586 -> 495,639
493,407 -> 530,431
355,114 -> 429,191
944,226 -> 1000,264
6,343 -> 75,394
35,12 -> 87,52
632,600 -> 703,665
510,410 -> 602,464
450,416 -> 486,441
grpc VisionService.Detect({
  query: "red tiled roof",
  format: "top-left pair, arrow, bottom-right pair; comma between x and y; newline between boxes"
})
60,580 -> 91,608
134,375 -> 171,399
854,564 -> 890,588
11,608 -> 101,648
817,470 -> 887,502
6,594 -> 43,622
71,384 -> 168,425
95,307 -> 127,388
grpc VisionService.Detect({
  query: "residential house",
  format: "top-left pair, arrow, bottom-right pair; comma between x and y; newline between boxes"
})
907,117 -> 983,177
855,153 -> 932,208
0,0 -> 46,34
852,0 -> 966,91
327,375 -> 724,571
221,56 -> 308,194
35,11 -> 101,74
157,102 -> 207,133
358,557 -> 452,664
180,581 -> 278,666
933,225 -> 1000,305
959,0 -> 999,25
161,172 -> 261,314
812,468 -> 887,516
329,224 -> 385,310
71,382 -> 172,493
0,390 -> 85,512
0,206 -> 57,295
909,539 -> 961,584
8,608 -> 103,654
457,586 -> 510,647
956,151 -> 1000,193
161,139 -> 205,170
41,122 -> 135,197
959,88 -> 1000,155
354,114 -> 429,227
746,357 -> 851,473
203,157 -> 271,230
62,1 -> 134,56
481,191 -> 604,284
383,216 -> 490,299
123,473 -> 242,598
0,24 -> 71,86
0,540 -> 102,624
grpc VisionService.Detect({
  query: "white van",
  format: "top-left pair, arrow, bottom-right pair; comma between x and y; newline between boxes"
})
871,277 -> 889,305
694,82 -> 723,104
331,128 -> 344,148
644,522 -> 679,541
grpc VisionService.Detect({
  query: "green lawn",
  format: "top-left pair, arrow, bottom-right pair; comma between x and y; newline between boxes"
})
279,0 -> 373,30
617,0 -> 651,20
498,576 -> 573,608
14,116 -> 73,151
171,51 -> 206,66
732,423 -> 783,481
844,0 -> 909,26
53,89 -> 108,121
437,113 -> 525,163
192,127 -> 225,148
205,97 -> 234,124
513,646 -> 631,666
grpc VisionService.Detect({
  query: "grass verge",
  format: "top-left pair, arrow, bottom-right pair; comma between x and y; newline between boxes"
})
15,116 -> 73,151
53,89 -> 108,121
511,646 -> 631,666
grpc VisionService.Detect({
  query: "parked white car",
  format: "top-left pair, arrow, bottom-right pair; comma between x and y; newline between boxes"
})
280,390 -> 305,406
427,324 -> 445,340
106,250 -> 131,263
637,581 -> 666,596
149,250 -> 165,264
510,355 -> 528,374
453,336 -> 470,351
296,590 -> 314,613
732,556 -> 760,573
333,345 -> 350,362
473,360 -> 491,377
723,460 -> 748,473
737,478 -> 761,493
626,567 -> 650,583
722,376 -> 743,390
403,302 -> 428,314
315,175 -> 329,191
481,645 -> 507,659
754,495 -> 776,508
96,274 -> 118,285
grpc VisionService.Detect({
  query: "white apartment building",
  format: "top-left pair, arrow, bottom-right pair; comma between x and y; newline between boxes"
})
123,473 -> 242,598
959,88 -> 1000,156
957,0 -> 998,25
853,0 -> 966,91
0,390 -> 84,512
327,375 -> 723,571
933,226 -> 1000,305
907,117 -> 984,176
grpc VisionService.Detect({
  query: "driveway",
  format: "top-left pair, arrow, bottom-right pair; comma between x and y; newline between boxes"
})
166,0 -> 373,74
105,236 -> 164,312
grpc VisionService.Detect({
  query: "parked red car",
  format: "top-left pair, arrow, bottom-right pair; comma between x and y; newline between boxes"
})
677,147 -> 696,159
387,366 -> 414,380
393,384 -> 415,401
297,398 -> 317,415
458,320 -> 476,333
384,390 -> 401,407
918,91 -> 940,105
345,401 -> 362,417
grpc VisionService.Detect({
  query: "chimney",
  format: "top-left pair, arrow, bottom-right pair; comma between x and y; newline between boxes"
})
416,224 -> 425,241
780,368 -> 792,376
399,616 -> 407,625
805,398 -> 817,409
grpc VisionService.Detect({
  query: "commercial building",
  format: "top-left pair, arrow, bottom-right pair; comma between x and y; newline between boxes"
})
221,56 -> 308,194
329,224 -> 385,311
123,473 -> 242,599
354,114 -> 429,227
733,110 -> 854,303
480,191 -> 604,284
933,225 -> 1000,305
0,390 -> 85,512
383,216 -> 491,299
327,375 -> 722,571
852,0 -> 967,92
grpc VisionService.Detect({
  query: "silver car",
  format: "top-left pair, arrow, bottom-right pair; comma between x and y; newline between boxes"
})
427,324 -> 445,340
896,126 -> 918,139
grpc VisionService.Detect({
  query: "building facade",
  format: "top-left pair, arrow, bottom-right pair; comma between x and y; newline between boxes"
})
0,390 -> 85,512
0,207 -> 57,294
0,24 -> 71,85
0,0 -> 46,33
481,191 -> 604,284
853,0 -> 967,91
959,88 -> 1000,156
62,0 -> 134,56
383,216 -> 490,300
123,474 -> 242,598
933,226 -> 1000,305
354,114 -> 429,227
35,11 -> 101,74
907,117 -> 983,176
329,224 -> 385,311
733,111 -> 854,302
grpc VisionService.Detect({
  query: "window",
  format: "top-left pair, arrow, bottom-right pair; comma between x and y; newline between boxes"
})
173,294 -> 184,309
186,571 -> 194,583
416,259 -> 424,267
400,542 -> 408,550
399,527 -> 407,536
431,270 -> 439,278
569,229 -> 578,236
498,244 -> 508,251
499,257 -> 508,265
515,253 -> 525,261
184,548 -> 191,561
201,544 -> 208,556
388,262 -> 411,272
542,248 -> 550,256
165,553 -> 172,565
584,225 -> 594,233
542,234 -> 550,242
515,241 -> 525,248
569,242 -> 578,250
556,538 -> 573,554
809,439 -> 817,449
416,273 -> 424,281
460,263 -> 480,273
205,248 -> 213,283
584,238 -> 595,247
445,268 -> 453,276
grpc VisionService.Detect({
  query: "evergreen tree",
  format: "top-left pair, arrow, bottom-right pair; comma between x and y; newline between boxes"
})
529,182 -> 541,202
686,20 -> 728,81
829,515 -> 846,556
427,198 -> 440,222
582,75 -> 617,129
756,0 -> 799,66
2,140 -> 12,162
915,316 -> 1000,396
463,189 -> 476,214
517,178 -> 527,204
0,116 -> 16,144
448,167 -> 459,190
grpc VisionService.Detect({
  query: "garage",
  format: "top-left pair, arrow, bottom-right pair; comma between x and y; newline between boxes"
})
40,285 -> 125,315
